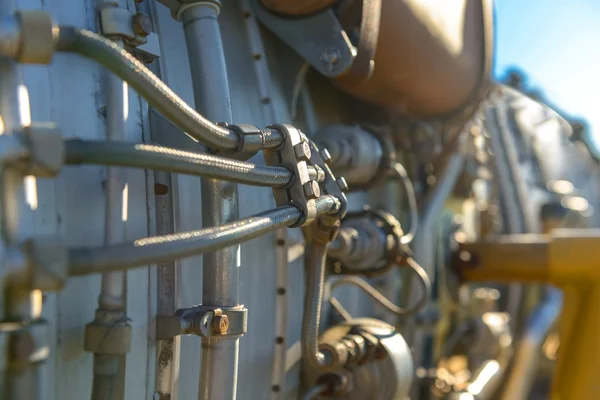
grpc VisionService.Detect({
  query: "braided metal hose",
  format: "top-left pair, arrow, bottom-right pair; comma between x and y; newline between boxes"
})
64,139 -> 292,187
69,196 -> 339,276
55,27 -> 283,151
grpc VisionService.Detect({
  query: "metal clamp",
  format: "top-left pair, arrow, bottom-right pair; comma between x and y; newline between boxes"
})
307,140 -> 348,219
157,305 -> 248,340
99,5 -> 161,62
213,123 -> 264,160
263,124 -> 317,227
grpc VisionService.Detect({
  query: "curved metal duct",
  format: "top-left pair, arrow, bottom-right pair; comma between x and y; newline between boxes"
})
335,0 -> 495,119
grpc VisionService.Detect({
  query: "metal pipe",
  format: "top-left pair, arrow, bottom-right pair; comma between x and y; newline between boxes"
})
54,26 -> 284,150
500,288 -> 562,400
0,1 -> 43,398
64,139 -> 294,187
88,24 -> 128,400
178,3 -> 240,398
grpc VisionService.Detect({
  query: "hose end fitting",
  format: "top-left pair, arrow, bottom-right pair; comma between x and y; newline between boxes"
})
16,11 -> 56,64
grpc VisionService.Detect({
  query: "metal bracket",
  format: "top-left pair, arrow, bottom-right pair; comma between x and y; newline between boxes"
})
212,122 -> 264,160
251,0 -> 355,78
263,124 -> 317,227
157,305 -> 248,340
98,6 -> 161,62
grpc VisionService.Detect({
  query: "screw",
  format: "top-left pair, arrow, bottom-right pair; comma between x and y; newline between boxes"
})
320,48 -> 341,71
320,148 -> 332,164
132,12 -> 153,37
303,180 -> 321,199
336,177 -> 349,192
294,141 -> 312,162
211,314 -> 229,335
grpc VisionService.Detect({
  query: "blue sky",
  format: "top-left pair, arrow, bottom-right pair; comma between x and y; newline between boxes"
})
494,0 -> 600,146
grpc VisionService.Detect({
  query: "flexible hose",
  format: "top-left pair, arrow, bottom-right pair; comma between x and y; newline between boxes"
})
64,139 -> 293,187
302,383 -> 328,400
69,196 -> 339,276
392,162 -> 418,245
302,241 -> 329,370
330,257 -> 431,317
55,27 -> 283,150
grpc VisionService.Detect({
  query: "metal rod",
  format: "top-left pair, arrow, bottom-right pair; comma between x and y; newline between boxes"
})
63,139 -> 295,187
88,27 -> 129,400
178,3 -> 240,398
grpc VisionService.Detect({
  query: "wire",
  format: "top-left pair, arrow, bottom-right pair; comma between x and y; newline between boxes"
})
55,27 -> 284,151
64,139 -> 293,187
329,257 -> 431,317
391,162 -> 418,245
68,196 -> 340,277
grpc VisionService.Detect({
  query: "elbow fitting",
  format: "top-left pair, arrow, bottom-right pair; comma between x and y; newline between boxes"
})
0,11 -> 56,64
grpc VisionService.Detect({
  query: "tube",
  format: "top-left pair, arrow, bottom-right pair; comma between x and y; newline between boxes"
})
330,259 -> 431,317
64,139 -> 293,187
302,241 -> 329,370
87,28 -> 129,400
68,196 -> 338,275
500,288 -> 562,400
54,27 -> 284,151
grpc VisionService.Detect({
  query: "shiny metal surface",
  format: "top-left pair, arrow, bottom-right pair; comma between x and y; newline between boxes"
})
180,4 -> 239,399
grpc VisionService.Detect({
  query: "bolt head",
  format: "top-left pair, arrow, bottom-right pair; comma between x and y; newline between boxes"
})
303,180 -> 321,200
320,148 -> 332,164
212,314 -> 229,335
294,141 -> 312,162
336,177 -> 349,192
132,13 -> 153,36
320,48 -> 341,71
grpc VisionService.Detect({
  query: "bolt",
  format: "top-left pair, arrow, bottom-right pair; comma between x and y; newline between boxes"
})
303,180 -> 321,200
320,48 -> 341,71
294,141 -> 312,162
320,148 -> 332,164
132,12 -> 153,37
336,177 -> 349,192
211,314 -> 229,335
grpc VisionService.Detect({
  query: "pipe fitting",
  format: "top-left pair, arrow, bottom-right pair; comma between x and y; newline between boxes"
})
16,11 -> 56,64
21,123 -> 64,177
84,311 -> 132,355
0,319 -> 49,372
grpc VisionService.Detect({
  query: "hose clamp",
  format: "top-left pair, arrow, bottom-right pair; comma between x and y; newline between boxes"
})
216,123 -> 264,161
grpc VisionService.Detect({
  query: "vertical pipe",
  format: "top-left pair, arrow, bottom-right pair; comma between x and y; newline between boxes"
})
0,1 -> 42,399
88,3 -> 129,394
179,3 -> 240,399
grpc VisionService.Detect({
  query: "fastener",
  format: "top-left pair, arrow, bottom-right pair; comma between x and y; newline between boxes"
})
336,177 -> 349,192
303,180 -> 321,200
320,148 -> 332,164
294,141 -> 312,162
212,313 -> 229,335
132,12 -> 153,37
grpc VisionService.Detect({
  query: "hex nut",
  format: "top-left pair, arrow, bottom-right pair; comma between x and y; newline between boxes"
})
17,11 -> 55,64
211,314 -> 229,335
303,180 -> 320,200
293,141 -> 312,162
132,12 -> 153,37
320,148 -> 332,164
336,177 -> 349,192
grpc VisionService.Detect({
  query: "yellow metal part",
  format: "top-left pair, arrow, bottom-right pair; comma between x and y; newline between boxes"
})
456,229 -> 600,400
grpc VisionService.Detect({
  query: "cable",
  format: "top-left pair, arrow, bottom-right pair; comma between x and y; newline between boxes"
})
329,257 -> 431,317
64,139 -> 293,187
68,196 -> 339,276
391,162 -> 418,245
55,27 -> 284,151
